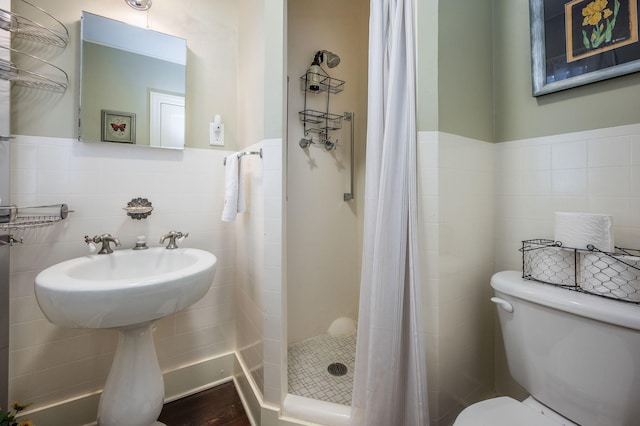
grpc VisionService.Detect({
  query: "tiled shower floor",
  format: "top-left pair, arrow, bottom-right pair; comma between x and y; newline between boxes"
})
287,334 -> 356,405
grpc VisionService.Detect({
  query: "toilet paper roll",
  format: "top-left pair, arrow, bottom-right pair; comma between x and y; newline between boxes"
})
554,212 -> 614,252
579,253 -> 640,302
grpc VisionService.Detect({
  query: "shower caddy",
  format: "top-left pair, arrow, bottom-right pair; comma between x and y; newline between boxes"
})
298,67 -> 345,150
298,66 -> 355,201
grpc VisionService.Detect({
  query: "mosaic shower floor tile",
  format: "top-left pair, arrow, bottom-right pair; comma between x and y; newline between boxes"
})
287,334 -> 356,405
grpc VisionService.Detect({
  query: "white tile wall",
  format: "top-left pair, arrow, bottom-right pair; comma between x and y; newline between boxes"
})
434,132 -> 496,426
495,123 -> 640,272
417,131 -> 441,424
235,140 -> 266,396
233,138 -> 284,407
261,139 -> 284,406
494,123 -> 640,396
8,136 -> 237,409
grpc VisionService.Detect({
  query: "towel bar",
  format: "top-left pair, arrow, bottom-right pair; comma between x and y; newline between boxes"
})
223,148 -> 263,165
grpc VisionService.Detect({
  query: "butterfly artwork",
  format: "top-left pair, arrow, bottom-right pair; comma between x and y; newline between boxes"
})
101,110 -> 136,144
110,122 -> 126,132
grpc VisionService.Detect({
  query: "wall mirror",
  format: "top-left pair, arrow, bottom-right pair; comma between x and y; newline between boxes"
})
79,12 -> 187,149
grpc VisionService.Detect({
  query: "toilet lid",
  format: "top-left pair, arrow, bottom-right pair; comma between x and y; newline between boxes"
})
454,397 -> 563,426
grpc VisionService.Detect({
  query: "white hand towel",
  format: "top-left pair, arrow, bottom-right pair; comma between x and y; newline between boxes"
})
221,153 -> 243,221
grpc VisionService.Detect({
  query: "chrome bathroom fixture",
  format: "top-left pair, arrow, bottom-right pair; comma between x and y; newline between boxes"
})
84,233 -> 121,255
317,50 -> 341,68
124,0 -> 152,10
222,148 -> 263,165
160,230 -> 189,249
123,197 -> 153,220
312,50 -> 341,69
132,236 -> 149,250
299,137 -> 313,149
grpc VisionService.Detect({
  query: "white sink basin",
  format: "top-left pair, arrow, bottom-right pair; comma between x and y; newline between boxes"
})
35,247 -> 216,329
34,246 -> 217,426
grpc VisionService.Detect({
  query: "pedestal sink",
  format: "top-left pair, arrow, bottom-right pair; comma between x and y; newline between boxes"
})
35,247 -> 217,426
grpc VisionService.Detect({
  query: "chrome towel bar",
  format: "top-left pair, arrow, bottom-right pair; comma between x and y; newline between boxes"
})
223,148 -> 263,165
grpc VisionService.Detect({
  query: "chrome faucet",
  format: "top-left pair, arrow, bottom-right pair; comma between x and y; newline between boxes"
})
84,233 -> 122,254
159,230 -> 189,249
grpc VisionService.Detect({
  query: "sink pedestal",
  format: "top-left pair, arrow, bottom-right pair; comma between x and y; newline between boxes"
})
97,322 -> 166,426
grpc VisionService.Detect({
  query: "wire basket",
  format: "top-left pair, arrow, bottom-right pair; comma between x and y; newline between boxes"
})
0,203 -> 69,230
521,239 -> 640,304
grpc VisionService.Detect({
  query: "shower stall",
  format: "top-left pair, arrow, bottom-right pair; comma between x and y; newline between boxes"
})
285,0 -> 369,410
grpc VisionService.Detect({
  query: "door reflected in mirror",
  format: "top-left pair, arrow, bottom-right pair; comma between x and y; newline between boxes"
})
79,12 -> 187,149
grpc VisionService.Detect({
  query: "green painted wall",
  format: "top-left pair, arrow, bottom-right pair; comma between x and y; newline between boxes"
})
416,0 -> 439,132
437,0 -> 494,142
493,0 -> 640,142
263,0 -> 285,140
418,0 -> 640,142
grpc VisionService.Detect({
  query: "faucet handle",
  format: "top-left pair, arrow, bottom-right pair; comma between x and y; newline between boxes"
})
84,234 -> 121,254
84,235 -> 97,252
160,230 -> 188,249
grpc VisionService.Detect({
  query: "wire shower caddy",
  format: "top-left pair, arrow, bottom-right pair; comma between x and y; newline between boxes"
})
299,67 -> 345,150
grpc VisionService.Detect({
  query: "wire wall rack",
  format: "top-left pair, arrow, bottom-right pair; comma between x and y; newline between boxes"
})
0,0 -> 69,93
299,67 -> 345,149
298,110 -> 343,132
299,72 -> 345,95
521,239 -> 640,304
0,0 -> 69,47
0,203 -> 70,230
0,46 -> 68,92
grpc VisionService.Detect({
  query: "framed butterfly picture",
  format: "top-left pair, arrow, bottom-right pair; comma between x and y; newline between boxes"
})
101,110 -> 136,144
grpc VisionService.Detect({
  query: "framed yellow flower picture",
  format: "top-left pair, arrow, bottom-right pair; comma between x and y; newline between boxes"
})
530,0 -> 640,96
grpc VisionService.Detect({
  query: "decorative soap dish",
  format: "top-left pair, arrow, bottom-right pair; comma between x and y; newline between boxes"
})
123,197 -> 153,220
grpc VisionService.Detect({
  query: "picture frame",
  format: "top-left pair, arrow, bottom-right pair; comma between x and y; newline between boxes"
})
101,110 -> 136,143
530,0 -> 640,96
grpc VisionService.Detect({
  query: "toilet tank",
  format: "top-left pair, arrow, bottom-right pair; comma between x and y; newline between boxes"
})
492,271 -> 640,426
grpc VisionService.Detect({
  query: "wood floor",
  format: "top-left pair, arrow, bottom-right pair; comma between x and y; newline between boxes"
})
158,381 -> 251,426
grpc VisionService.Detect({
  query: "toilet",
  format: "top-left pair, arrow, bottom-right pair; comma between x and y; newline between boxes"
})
454,270 -> 640,426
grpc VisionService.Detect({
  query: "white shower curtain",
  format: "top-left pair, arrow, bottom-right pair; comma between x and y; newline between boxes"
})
351,0 -> 428,425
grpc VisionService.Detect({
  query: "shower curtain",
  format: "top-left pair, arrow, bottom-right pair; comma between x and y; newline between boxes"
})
351,0 -> 428,425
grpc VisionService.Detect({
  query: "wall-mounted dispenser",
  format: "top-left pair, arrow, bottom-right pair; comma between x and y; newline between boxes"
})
209,114 -> 224,146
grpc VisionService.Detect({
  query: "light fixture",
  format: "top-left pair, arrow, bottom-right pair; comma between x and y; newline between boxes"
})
125,0 -> 152,11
